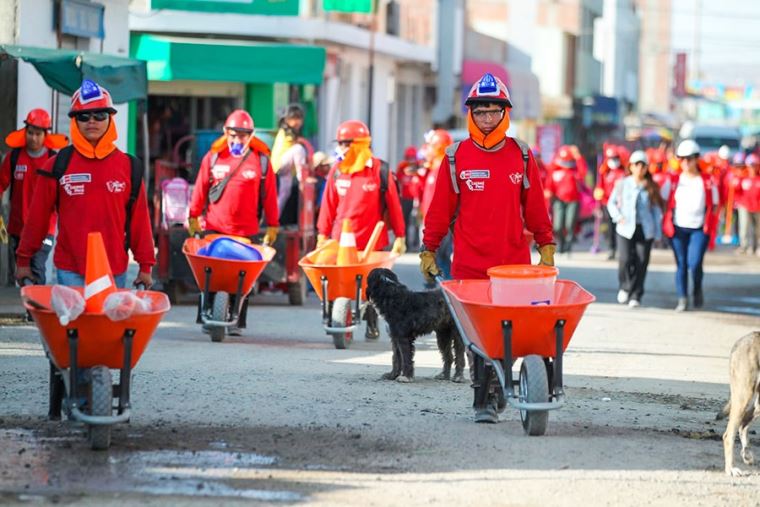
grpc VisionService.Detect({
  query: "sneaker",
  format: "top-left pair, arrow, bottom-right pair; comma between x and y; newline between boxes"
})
628,299 -> 640,308
365,326 -> 380,340
606,251 -> 616,261
227,326 -> 242,336
693,290 -> 703,308
474,405 -> 498,424
675,298 -> 688,312
617,290 -> 629,304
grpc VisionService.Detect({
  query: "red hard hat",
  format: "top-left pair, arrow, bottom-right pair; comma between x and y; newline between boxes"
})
224,109 -> 254,133
68,79 -> 117,117
555,146 -> 577,168
25,109 -> 52,130
336,120 -> 370,142
465,73 -> 512,108
604,146 -> 619,159
428,129 -> 453,150
404,146 -> 417,159
746,153 -> 760,167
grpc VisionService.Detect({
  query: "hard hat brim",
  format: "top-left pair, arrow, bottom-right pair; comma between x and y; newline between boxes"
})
466,97 -> 513,108
68,107 -> 117,118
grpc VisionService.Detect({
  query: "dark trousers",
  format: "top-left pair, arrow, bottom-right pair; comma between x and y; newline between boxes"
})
670,226 -> 709,298
400,198 -> 418,250
552,199 -> 579,253
603,207 -> 617,254
617,226 -> 653,302
10,234 -> 53,285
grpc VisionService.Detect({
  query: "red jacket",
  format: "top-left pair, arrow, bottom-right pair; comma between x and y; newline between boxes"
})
17,149 -> 155,275
189,148 -> 279,236
423,138 -> 554,279
317,158 -> 405,250
419,158 -> 442,218
736,175 -> 760,212
662,173 -> 718,239
396,161 -> 422,200
0,149 -> 56,236
595,165 -> 625,205
546,166 -> 581,202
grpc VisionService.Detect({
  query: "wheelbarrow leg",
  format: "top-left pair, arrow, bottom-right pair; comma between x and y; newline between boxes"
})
118,329 -> 135,416
48,360 -> 64,421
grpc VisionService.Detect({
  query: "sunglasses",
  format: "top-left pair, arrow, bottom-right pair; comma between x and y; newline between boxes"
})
337,140 -> 352,147
471,109 -> 505,119
75,111 -> 110,123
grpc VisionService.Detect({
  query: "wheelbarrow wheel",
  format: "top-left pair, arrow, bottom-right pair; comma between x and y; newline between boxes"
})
210,291 -> 229,343
287,277 -> 306,306
88,366 -> 112,450
519,355 -> 549,436
330,297 -> 353,349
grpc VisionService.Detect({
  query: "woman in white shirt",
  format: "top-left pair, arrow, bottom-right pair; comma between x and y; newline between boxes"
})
662,140 -> 719,312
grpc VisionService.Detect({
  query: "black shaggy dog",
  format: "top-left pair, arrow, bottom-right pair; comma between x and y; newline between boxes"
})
366,268 -> 465,383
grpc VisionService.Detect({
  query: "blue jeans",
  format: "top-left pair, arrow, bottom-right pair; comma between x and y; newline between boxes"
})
57,269 -> 127,289
670,226 -> 708,298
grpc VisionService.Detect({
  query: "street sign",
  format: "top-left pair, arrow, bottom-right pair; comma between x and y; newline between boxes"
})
151,0 -> 299,15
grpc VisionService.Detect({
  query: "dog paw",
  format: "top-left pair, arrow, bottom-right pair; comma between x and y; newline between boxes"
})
727,467 -> 744,477
396,375 -> 413,383
451,373 -> 466,383
381,372 -> 399,381
741,449 -> 754,466
434,371 -> 450,380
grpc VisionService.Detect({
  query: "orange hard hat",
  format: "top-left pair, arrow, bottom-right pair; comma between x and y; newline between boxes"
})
465,73 -> 512,108
68,79 -> 117,117
336,120 -> 370,142
428,129 -> 453,150
224,109 -> 254,133
555,146 -> 577,168
25,109 -> 52,130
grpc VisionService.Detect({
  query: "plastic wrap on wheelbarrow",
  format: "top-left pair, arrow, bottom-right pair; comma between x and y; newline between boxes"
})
200,237 -> 263,261
441,279 -> 594,360
183,238 -> 275,294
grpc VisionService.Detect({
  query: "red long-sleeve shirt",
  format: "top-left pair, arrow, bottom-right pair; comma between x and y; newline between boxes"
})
545,165 -> 581,202
396,161 -> 422,200
17,149 -> 155,275
0,149 -> 56,236
595,165 -> 625,205
189,148 -> 279,236
317,158 -> 405,250
423,138 -> 554,279
736,175 -> 760,212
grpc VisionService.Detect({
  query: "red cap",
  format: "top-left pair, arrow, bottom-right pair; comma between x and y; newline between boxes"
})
336,120 -> 370,141
404,146 -> 417,159
604,146 -> 619,159
555,146 -> 577,168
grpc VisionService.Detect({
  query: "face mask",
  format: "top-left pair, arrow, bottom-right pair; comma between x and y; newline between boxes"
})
229,142 -> 245,157
608,158 -> 621,169
334,146 -> 349,161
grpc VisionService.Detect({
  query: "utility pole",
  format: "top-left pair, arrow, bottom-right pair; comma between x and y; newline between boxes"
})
693,0 -> 701,82
367,0 -> 377,130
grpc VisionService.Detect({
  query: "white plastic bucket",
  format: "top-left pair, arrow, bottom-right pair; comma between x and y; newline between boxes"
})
486,265 -> 559,306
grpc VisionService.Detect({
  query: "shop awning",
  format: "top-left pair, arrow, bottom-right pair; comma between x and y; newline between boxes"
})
131,34 -> 326,85
0,44 -> 147,103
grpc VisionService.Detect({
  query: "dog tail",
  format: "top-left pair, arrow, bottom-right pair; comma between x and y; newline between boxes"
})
715,399 -> 730,420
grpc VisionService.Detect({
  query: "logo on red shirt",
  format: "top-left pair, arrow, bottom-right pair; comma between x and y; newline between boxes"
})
60,173 -> 91,196
509,172 -> 524,185
242,170 -> 256,180
362,182 -> 378,192
13,165 -> 27,180
107,180 -> 127,193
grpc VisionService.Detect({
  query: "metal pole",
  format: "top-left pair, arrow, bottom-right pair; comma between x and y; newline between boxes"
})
367,0 -> 377,129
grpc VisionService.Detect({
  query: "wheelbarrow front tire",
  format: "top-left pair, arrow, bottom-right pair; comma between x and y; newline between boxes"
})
519,355 -> 549,436
88,366 -> 112,450
210,291 -> 229,342
288,278 -> 306,306
330,297 -> 353,349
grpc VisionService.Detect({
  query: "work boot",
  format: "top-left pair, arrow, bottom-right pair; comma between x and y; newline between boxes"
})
474,404 -> 498,424
675,298 -> 688,312
693,289 -> 703,308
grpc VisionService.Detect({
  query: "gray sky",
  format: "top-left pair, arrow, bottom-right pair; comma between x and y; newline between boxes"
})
672,0 -> 760,85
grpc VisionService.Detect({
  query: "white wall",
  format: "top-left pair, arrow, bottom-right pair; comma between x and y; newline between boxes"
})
533,27 -> 566,99
16,0 -> 131,151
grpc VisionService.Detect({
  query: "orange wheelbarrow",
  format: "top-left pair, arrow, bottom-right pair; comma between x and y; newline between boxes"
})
439,278 -> 594,435
183,237 -> 276,342
299,251 -> 398,349
21,286 -> 170,450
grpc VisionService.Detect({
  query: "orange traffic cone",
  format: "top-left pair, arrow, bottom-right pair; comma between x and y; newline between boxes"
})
336,219 -> 359,265
84,232 -> 116,312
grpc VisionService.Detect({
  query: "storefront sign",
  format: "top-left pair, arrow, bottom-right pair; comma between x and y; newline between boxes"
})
536,124 -> 562,165
323,0 -> 373,13
59,0 -> 105,39
151,0 -> 299,15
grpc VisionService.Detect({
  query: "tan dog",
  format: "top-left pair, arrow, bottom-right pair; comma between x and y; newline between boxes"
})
717,331 -> 760,477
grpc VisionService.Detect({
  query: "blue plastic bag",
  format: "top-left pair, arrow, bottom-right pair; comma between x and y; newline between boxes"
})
199,237 -> 263,261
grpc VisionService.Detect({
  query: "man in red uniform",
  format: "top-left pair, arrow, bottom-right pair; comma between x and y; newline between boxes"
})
420,73 -> 554,423
736,153 -> 760,255
188,109 -> 279,243
396,145 -> 421,251
317,119 -> 406,339
1,109 -> 67,283
545,146 -> 582,254
16,80 -> 154,288
594,146 -> 626,259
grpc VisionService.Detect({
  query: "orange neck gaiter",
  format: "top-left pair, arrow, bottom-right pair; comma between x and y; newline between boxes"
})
70,118 -> 118,159
467,109 -> 511,150
210,135 -> 271,156
338,137 -> 373,175
4,128 -> 69,151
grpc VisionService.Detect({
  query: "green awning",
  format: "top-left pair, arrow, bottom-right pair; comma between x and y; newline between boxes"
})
0,45 -> 147,103
131,34 -> 326,85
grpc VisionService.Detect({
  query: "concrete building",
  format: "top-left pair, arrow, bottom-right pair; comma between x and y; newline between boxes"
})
636,0 -> 672,115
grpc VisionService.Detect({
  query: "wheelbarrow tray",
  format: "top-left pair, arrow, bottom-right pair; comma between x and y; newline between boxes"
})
440,279 -> 595,360
299,251 -> 398,302
183,238 -> 275,294
21,286 -> 170,370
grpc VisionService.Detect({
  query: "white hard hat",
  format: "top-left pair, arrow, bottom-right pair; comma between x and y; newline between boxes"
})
629,150 -> 648,165
676,139 -> 700,158
718,145 -> 731,160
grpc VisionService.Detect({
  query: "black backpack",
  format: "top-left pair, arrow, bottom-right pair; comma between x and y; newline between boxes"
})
332,159 -> 397,214
40,145 -> 143,252
208,150 -> 271,221
7,147 -> 56,199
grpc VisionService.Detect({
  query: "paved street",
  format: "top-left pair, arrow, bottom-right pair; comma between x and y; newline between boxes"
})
1,246 -> 759,506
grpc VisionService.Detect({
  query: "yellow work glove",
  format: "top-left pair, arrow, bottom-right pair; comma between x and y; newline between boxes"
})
391,237 -> 407,255
593,187 -> 605,201
316,234 -> 328,248
419,250 -> 440,283
0,216 -> 8,244
187,217 -> 202,237
263,226 -> 279,246
537,244 -> 556,267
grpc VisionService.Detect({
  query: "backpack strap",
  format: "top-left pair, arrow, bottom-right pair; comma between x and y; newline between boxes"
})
446,142 -> 461,194
513,137 -> 531,190
258,151 -> 269,221
49,145 -> 76,181
8,148 -> 21,200
124,155 -> 143,251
